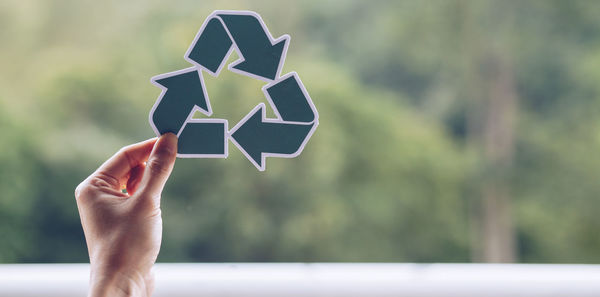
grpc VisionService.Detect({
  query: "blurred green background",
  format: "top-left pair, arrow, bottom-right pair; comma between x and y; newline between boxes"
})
2,0 -> 600,263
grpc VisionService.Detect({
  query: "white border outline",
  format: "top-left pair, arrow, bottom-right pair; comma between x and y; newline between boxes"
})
228,72 -> 319,171
184,10 -> 290,82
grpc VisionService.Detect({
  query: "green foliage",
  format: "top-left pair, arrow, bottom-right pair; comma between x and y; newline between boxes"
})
1,0 -> 600,263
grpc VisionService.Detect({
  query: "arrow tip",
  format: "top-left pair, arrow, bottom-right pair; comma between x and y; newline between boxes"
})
230,105 -> 266,168
231,38 -> 287,81
152,69 -> 210,114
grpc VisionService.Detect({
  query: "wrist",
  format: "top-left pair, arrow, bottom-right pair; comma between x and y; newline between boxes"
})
89,266 -> 153,297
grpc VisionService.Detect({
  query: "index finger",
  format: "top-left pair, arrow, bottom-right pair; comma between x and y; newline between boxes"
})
94,138 -> 158,185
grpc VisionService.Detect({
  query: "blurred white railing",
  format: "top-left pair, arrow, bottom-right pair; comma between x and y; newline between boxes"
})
0,263 -> 599,297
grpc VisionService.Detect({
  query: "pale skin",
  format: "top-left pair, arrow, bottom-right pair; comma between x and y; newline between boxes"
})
75,133 -> 178,297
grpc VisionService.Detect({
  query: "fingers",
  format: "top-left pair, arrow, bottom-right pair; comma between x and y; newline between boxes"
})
95,138 -> 158,187
126,163 -> 146,195
137,133 -> 178,202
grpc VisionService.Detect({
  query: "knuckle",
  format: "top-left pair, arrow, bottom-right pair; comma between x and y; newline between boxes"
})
115,147 -> 128,159
74,181 -> 92,201
74,183 -> 83,199
119,146 -> 135,165
147,158 -> 170,176
91,173 -> 120,189
119,144 -> 134,154
75,174 -> 120,203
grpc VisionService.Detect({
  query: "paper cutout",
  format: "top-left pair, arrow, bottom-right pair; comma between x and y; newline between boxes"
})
149,10 -> 319,171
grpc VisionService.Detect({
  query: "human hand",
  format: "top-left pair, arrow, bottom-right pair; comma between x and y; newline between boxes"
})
75,133 -> 177,297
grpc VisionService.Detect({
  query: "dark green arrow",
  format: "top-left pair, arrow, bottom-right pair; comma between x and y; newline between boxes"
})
151,69 -> 209,135
266,74 -> 315,122
218,13 -> 287,80
231,105 -> 314,168
177,121 -> 226,155
186,18 -> 233,73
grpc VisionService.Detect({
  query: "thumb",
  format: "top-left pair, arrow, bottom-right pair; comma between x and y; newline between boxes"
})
138,133 -> 178,200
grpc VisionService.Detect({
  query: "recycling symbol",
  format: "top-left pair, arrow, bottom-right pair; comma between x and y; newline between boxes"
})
149,10 -> 319,171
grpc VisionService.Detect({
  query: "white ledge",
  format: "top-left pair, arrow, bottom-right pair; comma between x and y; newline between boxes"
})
0,263 -> 599,297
